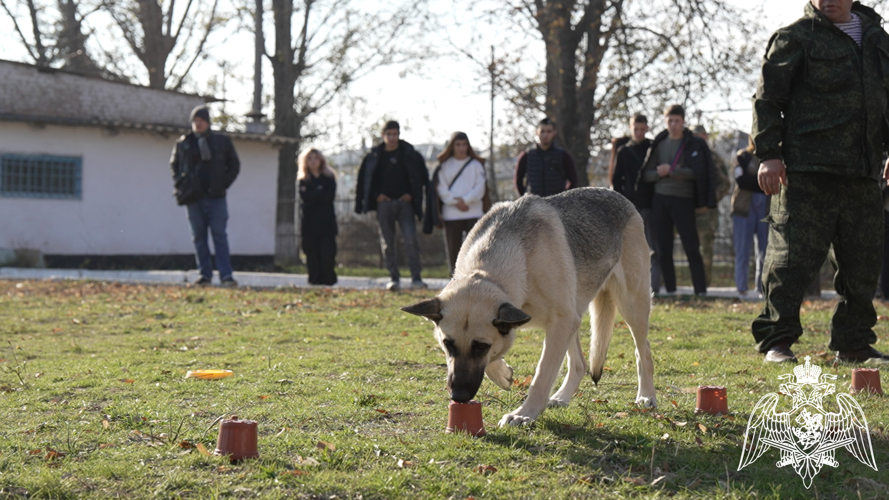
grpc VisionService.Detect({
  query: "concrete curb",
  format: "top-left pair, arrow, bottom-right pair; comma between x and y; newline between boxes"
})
0,267 -> 837,298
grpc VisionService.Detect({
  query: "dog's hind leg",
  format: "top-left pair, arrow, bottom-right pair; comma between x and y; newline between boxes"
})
588,290 -> 616,385
548,331 -> 585,407
613,216 -> 657,408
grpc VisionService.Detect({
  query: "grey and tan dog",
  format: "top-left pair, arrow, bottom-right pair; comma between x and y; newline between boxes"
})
402,187 -> 656,426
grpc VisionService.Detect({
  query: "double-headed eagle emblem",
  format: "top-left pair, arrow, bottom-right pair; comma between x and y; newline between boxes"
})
738,357 -> 877,488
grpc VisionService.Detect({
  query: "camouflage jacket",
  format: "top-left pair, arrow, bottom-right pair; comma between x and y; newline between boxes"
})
752,2 -> 889,180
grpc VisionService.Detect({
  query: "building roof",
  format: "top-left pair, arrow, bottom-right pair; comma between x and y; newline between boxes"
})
0,59 -> 295,145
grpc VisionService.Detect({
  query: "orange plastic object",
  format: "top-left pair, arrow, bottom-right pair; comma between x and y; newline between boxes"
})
185,370 -> 234,380
695,385 -> 728,415
446,400 -> 486,437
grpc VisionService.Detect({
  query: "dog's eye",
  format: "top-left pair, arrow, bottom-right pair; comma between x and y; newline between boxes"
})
442,339 -> 457,357
471,342 -> 491,354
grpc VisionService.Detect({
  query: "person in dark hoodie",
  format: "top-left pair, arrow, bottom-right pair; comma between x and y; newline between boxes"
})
355,120 -> 429,291
170,105 -> 240,287
751,0 -> 889,364
612,113 -> 662,293
636,104 -> 716,296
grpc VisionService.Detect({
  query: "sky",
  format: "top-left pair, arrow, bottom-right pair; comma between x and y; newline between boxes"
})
0,1 -> 823,152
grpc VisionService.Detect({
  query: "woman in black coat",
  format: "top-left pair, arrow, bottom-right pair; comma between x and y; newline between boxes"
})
298,148 -> 338,285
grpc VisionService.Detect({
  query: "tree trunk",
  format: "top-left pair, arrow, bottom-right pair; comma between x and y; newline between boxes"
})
135,0 -> 174,89
57,0 -> 100,75
269,0 -> 301,266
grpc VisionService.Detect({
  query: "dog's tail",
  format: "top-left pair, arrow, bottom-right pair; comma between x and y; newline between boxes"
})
588,289 -> 616,384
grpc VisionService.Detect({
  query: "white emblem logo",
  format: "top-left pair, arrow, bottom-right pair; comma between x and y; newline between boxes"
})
738,357 -> 877,488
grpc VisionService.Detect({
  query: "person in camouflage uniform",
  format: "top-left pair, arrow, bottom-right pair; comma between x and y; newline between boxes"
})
693,125 -> 732,286
752,0 -> 889,364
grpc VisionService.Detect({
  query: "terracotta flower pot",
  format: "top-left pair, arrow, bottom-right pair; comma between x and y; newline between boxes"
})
214,415 -> 259,462
695,386 -> 728,415
851,368 -> 883,395
446,400 -> 486,437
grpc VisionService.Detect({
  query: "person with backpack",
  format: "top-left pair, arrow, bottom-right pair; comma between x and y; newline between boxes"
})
425,132 -> 488,275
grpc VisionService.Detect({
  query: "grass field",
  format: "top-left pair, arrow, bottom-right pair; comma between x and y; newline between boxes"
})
0,280 -> 886,499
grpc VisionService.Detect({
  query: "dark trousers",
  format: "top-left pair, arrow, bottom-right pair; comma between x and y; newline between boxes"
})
881,210 -> 889,299
186,197 -> 232,280
752,173 -> 882,353
303,232 -> 337,285
376,200 -> 422,281
443,218 -> 478,275
652,194 -> 707,294
638,207 -> 663,292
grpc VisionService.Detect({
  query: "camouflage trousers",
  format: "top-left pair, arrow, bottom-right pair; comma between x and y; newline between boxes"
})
752,173 -> 883,353
696,209 -> 719,287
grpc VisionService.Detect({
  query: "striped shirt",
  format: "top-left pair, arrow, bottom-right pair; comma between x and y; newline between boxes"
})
835,13 -> 862,47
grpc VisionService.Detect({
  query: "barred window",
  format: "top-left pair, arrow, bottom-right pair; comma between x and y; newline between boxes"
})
0,154 -> 82,199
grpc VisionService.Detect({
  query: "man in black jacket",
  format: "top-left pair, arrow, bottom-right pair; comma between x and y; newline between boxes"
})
612,113 -> 661,292
514,118 -> 578,197
636,104 -> 716,296
170,106 -> 240,287
355,121 -> 429,291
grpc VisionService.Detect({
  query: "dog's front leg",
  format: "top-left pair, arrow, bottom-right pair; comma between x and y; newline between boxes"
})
485,357 -> 514,390
498,317 -> 579,427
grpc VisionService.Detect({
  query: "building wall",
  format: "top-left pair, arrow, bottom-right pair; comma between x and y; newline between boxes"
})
0,122 -> 278,255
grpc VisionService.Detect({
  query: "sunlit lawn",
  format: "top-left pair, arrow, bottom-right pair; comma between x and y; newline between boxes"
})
0,280 -> 886,499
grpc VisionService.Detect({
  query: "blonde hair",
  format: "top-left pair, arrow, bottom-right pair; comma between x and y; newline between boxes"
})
297,148 -> 337,181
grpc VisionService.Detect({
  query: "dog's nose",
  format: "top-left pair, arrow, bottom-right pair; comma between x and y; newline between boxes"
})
450,387 -> 476,403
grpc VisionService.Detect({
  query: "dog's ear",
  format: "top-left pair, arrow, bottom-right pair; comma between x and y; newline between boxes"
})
492,303 -> 531,334
401,298 -> 443,322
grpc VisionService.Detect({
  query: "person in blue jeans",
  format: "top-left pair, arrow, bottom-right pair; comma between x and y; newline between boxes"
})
170,106 -> 240,286
731,138 -> 769,298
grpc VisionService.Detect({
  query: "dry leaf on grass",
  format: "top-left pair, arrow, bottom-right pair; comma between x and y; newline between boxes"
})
119,379 -> 135,384
98,443 -> 115,449
688,478 -> 702,490
27,449 -> 42,455
178,441 -> 195,449
670,400 -> 679,408
45,449 -> 65,461
397,459 -> 413,468
623,477 -> 646,486
196,443 -> 211,456
513,375 -> 532,389
475,464 -> 497,475
101,419 -> 110,429
695,437 -> 704,447
613,412 -> 629,419
257,395 -> 270,400
316,441 -> 335,452
696,423 -> 708,433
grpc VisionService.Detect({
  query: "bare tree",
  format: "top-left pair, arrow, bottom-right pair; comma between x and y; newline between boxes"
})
102,0 -> 221,90
1,0 -> 110,74
265,0 -> 430,265
462,0 -> 761,187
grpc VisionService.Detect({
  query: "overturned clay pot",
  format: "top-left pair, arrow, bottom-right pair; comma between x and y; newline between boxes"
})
851,368 -> 883,395
446,400 -> 486,437
214,415 -> 260,462
695,386 -> 728,415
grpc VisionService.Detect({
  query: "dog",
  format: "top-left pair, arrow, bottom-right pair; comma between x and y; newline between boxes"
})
402,187 -> 656,426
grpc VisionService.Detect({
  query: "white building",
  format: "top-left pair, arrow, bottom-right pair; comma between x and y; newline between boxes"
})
0,60 -> 293,264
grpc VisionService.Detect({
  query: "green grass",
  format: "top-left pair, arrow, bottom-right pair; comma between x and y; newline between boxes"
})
1,281 -> 887,499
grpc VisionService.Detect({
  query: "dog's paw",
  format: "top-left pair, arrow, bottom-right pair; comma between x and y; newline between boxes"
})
498,413 -> 535,427
635,395 -> 657,408
485,358 -> 514,391
547,397 -> 570,408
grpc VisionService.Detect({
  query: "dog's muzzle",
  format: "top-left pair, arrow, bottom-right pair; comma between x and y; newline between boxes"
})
448,361 -> 486,403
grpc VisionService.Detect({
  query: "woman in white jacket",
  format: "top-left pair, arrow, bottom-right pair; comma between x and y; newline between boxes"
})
435,132 -> 487,274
